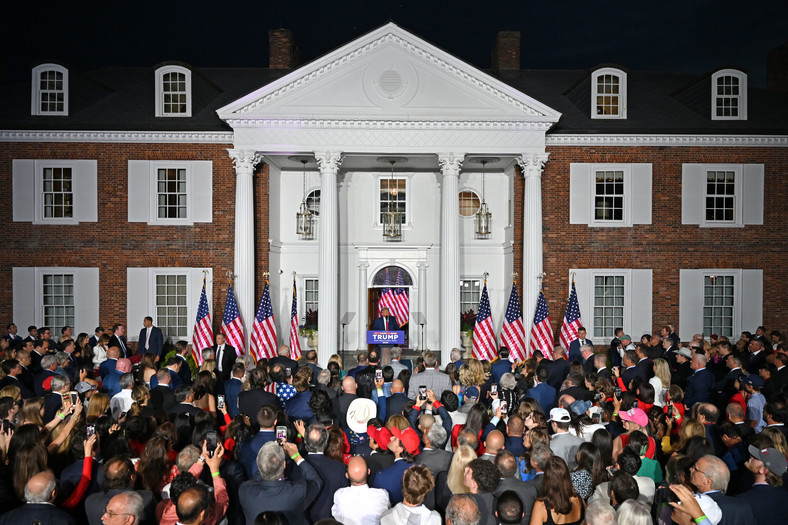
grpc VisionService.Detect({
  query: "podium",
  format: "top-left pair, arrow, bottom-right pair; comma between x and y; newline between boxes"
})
367,330 -> 405,363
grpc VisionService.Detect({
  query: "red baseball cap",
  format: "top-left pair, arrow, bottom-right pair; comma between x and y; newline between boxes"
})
390,426 -> 421,455
367,425 -> 393,451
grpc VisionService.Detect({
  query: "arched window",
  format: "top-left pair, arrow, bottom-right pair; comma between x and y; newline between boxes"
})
372,266 -> 413,286
306,189 -> 320,216
591,67 -> 627,119
155,65 -> 191,117
711,69 -> 747,120
31,64 -> 68,116
458,190 -> 481,217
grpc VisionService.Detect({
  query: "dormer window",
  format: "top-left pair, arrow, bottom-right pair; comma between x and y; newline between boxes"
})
712,69 -> 747,120
155,66 -> 191,117
591,68 -> 627,119
31,64 -> 68,116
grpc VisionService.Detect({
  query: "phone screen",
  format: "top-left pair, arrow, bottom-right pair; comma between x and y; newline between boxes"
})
86,425 -> 95,438
376,369 -> 383,381
206,430 -> 218,457
418,386 -> 427,400
500,401 -> 508,414
491,384 -> 498,394
276,425 -> 287,444
217,395 -> 225,410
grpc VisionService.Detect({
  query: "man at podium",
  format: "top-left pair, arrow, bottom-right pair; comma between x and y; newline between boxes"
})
372,307 -> 400,332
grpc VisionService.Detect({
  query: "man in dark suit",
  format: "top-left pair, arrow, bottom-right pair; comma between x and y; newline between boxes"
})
99,347 -> 119,379
491,348 -> 514,384
223,362 -> 245,418
561,371 -> 594,402
270,345 -> 299,375
174,341 -> 193,385
593,353 -> 612,381
304,424 -> 349,522
634,344 -> 653,381
239,404 -> 279,479
137,316 -> 164,361
608,328 -> 623,368
333,376 -> 358,429
355,348 -> 381,399
545,347 -> 570,391
4,323 -> 24,350
0,471 -> 76,525
29,339 -> 46,375
616,349 -> 645,390
239,440 -> 323,525
417,424 -> 452,477
238,369 -> 280,419
371,307 -> 399,332
166,385 -> 202,421
0,359 -> 34,398
735,445 -> 788,524
746,339 -> 768,375
386,379 -> 409,418
23,325 -> 39,343
33,354 -> 59,396
493,450 -> 538,523
149,369 -> 177,413
108,323 -> 129,358
15,348 -> 35,392
88,326 -> 103,349
212,333 -> 237,385
567,327 -> 593,363
684,353 -> 715,409
524,365 -> 556,413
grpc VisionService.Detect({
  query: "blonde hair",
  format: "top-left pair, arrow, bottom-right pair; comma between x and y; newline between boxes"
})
328,354 -> 343,369
763,427 -> 788,457
675,419 -> 705,452
461,359 -> 488,386
0,385 -> 21,401
386,415 -> 409,431
447,445 -> 477,494
86,393 -> 110,422
653,359 -> 671,388
199,359 -> 216,375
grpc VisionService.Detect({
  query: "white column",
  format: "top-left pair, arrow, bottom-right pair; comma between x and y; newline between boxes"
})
517,153 -> 550,348
228,149 -> 262,353
357,261 -> 369,350
438,152 -> 464,354
417,261 -> 429,350
315,151 -> 343,366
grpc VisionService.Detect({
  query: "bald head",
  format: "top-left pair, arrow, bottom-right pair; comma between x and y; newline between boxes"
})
107,346 -> 120,359
342,376 -> 357,394
347,456 -> 369,485
24,471 -> 57,503
391,379 -> 404,393
485,430 -> 505,454
116,358 -> 132,373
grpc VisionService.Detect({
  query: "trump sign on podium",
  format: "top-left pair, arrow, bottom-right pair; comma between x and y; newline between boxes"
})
367,331 -> 405,345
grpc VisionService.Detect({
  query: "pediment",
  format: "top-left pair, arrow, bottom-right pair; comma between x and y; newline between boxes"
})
218,23 -> 560,125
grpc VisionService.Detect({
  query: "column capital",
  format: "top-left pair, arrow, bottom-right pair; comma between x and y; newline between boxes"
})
516,153 -> 550,176
437,152 -> 465,176
357,261 -> 370,269
314,151 -> 343,173
417,261 -> 429,270
227,149 -> 262,174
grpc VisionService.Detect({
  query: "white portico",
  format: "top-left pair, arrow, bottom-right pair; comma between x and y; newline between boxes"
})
217,22 -> 560,364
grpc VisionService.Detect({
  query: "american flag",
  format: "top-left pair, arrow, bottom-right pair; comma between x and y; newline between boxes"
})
392,269 -> 409,326
191,278 -> 213,366
378,268 -> 398,322
472,281 -> 497,361
559,280 -> 583,352
289,279 -> 302,360
250,281 -> 278,361
221,283 -> 245,356
529,290 -> 555,360
501,280 -> 526,363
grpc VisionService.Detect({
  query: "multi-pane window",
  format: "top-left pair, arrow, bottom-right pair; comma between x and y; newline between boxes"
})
379,178 -> 406,224
593,275 -> 624,338
156,274 -> 188,339
39,70 -> 64,113
703,275 -> 734,337
459,190 -> 481,217
43,167 -> 73,218
460,279 -> 481,314
306,189 -> 321,216
715,76 -> 740,118
157,168 -> 187,219
595,74 -> 620,116
594,170 -> 624,222
705,170 -> 735,222
304,279 -> 319,313
43,274 -> 74,328
162,72 -> 187,115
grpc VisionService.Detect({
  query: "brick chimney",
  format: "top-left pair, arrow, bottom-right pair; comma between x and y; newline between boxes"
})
269,28 -> 299,70
492,31 -> 521,72
767,41 -> 788,94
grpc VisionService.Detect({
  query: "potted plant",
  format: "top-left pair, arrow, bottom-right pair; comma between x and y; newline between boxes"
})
299,308 -> 319,349
460,309 -> 476,355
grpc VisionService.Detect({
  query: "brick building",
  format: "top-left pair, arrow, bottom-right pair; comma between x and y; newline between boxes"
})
2,23 -> 787,364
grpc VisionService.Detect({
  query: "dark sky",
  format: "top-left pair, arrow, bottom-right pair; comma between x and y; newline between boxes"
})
3,1 -> 787,87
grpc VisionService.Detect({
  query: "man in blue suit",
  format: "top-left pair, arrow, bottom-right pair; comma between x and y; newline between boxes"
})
491,348 -> 514,384
304,424 -> 349,522
684,353 -> 715,410
0,471 -> 76,525
239,405 -> 279,479
138,316 -> 164,361
371,307 -> 399,332
99,346 -> 119,379
524,364 -> 556,413
568,326 -> 593,363
371,425 -> 421,505
223,362 -> 245,418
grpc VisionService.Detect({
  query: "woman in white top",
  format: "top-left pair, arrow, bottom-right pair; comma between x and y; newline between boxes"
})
92,333 -> 110,367
649,358 -> 671,407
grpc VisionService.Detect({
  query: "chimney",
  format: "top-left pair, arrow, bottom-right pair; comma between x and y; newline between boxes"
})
492,31 -> 521,72
767,42 -> 788,94
269,28 -> 300,70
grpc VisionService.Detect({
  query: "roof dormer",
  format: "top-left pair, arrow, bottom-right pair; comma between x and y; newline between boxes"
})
711,69 -> 747,120
31,63 -> 68,116
155,64 -> 192,117
591,67 -> 627,119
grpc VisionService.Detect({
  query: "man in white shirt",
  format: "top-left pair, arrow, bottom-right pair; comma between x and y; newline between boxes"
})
110,372 -> 135,420
138,316 -> 163,361
333,456 -> 391,525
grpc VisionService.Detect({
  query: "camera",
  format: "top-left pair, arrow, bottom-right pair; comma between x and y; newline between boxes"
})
276,425 -> 287,445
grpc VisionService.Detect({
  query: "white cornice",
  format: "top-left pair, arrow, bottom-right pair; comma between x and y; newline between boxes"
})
0,130 -> 234,143
545,134 -> 788,147
226,119 -> 554,131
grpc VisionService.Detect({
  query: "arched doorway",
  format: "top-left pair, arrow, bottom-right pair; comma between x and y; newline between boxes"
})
369,265 -> 413,349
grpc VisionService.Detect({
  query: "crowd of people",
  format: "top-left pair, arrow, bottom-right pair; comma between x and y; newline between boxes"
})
1,320 -> 788,525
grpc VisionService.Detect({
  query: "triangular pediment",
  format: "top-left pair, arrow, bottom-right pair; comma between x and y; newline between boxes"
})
217,22 -> 560,124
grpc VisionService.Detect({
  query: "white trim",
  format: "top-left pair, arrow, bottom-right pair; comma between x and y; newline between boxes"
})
31,64 -> 68,116
226,119 -> 554,130
591,67 -> 627,120
546,134 -> 788,147
155,65 -> 192,118
711,69 -> 747,121
699,164 -> 743,228
588,164 -> 632,227
150,161 -> 191,225
0,130 -> 233,143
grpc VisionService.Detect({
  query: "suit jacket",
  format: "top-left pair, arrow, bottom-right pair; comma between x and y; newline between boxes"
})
103,370 -> 124,398
85,488 -> 157,525
505,435 -> 526,457
561,385 -> 594,402
285,391 -> 314,421
239,430 -> 277,479
635,357 -> 653,380
0,502 -> 76,525
176,354 -> 192,385
406,369 -> 453,400
166,402 -> 202,422
491,359 -> 513,383
684,368 -> 714,409
99,358 -> 117,379
108,334 -> 129,358
0,375 -> 33,399
238,389 -> 281,419
239,459 -> 323,525
746,350 -> 767,374
137,326 -> 164,357
706,491 -> 756,525
494,477 -> 538,523
149,384 -> 177,412
386,392 -> 409,419
213,343 -> 237,383
356,365 -> 381,399
596,367 -> 612,381
524,382 -> 556,413
737,483 -> 788,525
270,355 -> 299,374
620,365 -> 644,390
305,453 -> 349,522
372,459 -> 411,505
545,358 -> 570,391
223,377 -> 244,418
333,393 -> 358,429
417,447 -> 452,477
33,369 -> 57,396
371,315 -> 399,332
568,338 -> 593,363
469,492 -> 497,525
550,432 -> 583,470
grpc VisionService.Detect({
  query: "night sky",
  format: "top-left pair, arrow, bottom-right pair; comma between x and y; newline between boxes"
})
3,1 -> 787,87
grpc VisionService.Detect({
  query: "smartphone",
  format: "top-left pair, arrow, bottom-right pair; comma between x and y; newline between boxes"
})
217,395 -> 225,410
86,425 -> 95,438
206,430 -> 218,458
276,425 -> 287,445
418,385 -> 427,400
69,391 -> 79,405
592,412 -> 602,424
375,369 -> 383,381
491,384 -> 498,394
500,400 -> 508,415
614,387 -> 622,400
285,367 -> 292,377
119,411 -> 127,420
1,420 -> 13,433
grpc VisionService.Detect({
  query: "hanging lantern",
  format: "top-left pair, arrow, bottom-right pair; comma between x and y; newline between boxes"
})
475,159 -> 493,238
382,159 -> 403,240
294,158 -> 313,237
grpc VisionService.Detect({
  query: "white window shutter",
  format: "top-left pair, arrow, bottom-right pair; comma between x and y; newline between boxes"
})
128,160 -> 151,222
12,160 -> 35,222
740,270 -> 763,332
12,267 -> 36,329
569,164 -> 591,225
679,270 -> 703,342
127,268 -> 151,342
73,268 -> 100,335
742,164 -> 764,225
72,160 -> 98,222
630,270 -> 653,337
630,164 -> 652,225
190,161 -> 213,223
570,269 -> 592,334
681,165 -> 704,225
